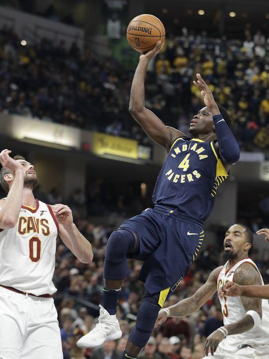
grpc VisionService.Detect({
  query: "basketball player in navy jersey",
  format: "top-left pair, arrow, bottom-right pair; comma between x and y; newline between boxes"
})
77,42 -> 240,357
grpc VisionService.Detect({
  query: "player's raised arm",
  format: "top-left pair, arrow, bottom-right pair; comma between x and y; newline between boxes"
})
205,263 -> 262,356
193,74 -> 240,166
52,204 -> 93,263
0,149 -> 24,228
155,266 -> 221,328
129,41 -> 185,152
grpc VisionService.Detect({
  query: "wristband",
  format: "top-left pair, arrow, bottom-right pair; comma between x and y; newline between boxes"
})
217,326 -> 228,338
160,308 -> 170,317
213,114 -> 224,123
246,310 -> 262,327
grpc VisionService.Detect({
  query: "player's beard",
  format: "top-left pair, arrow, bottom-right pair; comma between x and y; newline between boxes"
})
24,175 -> 39,190
222,250 -> 236,262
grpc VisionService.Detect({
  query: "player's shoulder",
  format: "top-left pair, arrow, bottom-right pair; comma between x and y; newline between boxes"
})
166,126 -> 186,150
234,261 -> 261,285
210,265 -> 224,281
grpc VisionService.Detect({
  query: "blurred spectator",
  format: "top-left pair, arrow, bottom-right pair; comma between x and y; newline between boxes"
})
201,307 -> 223,337
168,336 -> 180,359
163,318 -> 191,344
158,338 -> 172,359
61,316 -> 75,343
178,346 -> 192,359
92,340 -> 120,359
140,337 -> 162,359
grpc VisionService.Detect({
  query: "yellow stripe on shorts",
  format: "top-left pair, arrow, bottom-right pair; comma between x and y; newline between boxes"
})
158,287 -> 170,308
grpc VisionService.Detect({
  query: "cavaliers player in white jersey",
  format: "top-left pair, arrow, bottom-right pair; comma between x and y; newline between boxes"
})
155,224 -> 269,358
0,149 -> 93,359
220,228 -> 269,300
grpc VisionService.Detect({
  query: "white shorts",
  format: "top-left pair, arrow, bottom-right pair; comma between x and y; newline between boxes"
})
0,286 -> 63,359
203,339 -> 269,359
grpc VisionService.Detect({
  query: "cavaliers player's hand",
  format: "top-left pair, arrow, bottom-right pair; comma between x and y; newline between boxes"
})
52,204 -> 73,226
154,309 -> 168,328
193,74 -> 219,113
219,282 -> 243,299
140,41 -> 164,61
257,228 -> 269,242
0,149 -> 23,173
204,329 -> 225,356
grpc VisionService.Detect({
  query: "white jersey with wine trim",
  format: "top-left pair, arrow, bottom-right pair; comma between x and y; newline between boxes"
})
0,199 -> 59,295
217,258 -> 269,347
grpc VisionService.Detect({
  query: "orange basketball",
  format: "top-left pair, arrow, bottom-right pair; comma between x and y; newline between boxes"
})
126,14 -> 165,54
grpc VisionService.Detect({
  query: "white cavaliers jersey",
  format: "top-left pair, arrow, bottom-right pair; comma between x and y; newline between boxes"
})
0,200 -> 58,295
217,258 -> 269,347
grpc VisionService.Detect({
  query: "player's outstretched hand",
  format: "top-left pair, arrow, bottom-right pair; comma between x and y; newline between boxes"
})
204,329 -> 225,356
52,204 -> 73,227
193,74 -> 218,111
140,41 -> 164,61
155,309 -> 168,328
219,282 -> 242,299
257,228 -> 269,242
0,149 -> 23,173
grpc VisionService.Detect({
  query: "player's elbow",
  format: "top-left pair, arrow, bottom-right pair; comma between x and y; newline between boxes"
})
221,147 -> 240,165
78,252 -> 94,264
0,216 -> 17,229
129,106 -> 143,116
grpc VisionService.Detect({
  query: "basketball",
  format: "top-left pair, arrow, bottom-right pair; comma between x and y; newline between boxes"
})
126,14 -> 165,54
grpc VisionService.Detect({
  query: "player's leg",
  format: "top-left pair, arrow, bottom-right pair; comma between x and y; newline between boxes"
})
77,228 -> 138,348
123,290 -> 166,359
0,287 -> 26,359
0,314 -> 24,359
77,210 -> 162,349
21,297 -> 63,359
103,229 -> 138,314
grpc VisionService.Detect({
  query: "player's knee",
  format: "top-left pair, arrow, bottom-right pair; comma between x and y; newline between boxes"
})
129,299 -> 160,348
136,300 -> 160,332
106,230 -> 137,261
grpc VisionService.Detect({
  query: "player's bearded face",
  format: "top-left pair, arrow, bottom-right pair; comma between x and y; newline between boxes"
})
24,170 -> 39,190
223,238 -> 236,261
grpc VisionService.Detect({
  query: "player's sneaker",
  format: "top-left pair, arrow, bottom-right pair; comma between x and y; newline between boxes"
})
77,305 -> 122,348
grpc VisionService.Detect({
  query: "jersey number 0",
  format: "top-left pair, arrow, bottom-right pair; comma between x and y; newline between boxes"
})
29,237 -> 41,262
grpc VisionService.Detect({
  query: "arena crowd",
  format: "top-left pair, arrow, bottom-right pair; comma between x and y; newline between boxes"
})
0,26 -> 268,151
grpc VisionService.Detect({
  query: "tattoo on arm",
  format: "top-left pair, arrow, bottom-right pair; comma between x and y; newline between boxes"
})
225,263 -> 262,335
169,266 -> 221,317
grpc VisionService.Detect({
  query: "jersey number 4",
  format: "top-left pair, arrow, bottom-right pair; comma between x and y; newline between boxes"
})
29,237 -> 41,262
178,154 -> 190,172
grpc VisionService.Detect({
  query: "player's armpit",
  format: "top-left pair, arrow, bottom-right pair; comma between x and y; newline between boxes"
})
168,266 -> 221,317
129,107 -> 185,151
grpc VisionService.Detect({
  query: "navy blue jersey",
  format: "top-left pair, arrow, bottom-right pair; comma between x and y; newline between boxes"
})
152,137 -> 228,224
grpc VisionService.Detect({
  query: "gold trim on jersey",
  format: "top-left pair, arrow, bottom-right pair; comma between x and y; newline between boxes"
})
170,137 -> 185,152
23,205 -> 36,210
210,142 -> 228,198
190,138 -> 205,143
193,231 -> 205,261
158,287 -> 170,307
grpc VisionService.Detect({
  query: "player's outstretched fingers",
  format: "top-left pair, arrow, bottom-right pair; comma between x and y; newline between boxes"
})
257,228 -> 269,242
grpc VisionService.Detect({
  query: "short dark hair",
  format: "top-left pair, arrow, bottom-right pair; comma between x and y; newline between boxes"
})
237,223 -> 254,245
217,104 -> 231,128
0,155 -> 25,193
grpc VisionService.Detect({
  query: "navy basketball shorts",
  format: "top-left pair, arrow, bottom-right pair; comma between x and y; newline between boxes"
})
119,206 -> 204,306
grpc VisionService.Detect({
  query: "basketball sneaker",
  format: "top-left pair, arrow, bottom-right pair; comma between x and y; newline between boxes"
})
77,305 -> 122,348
